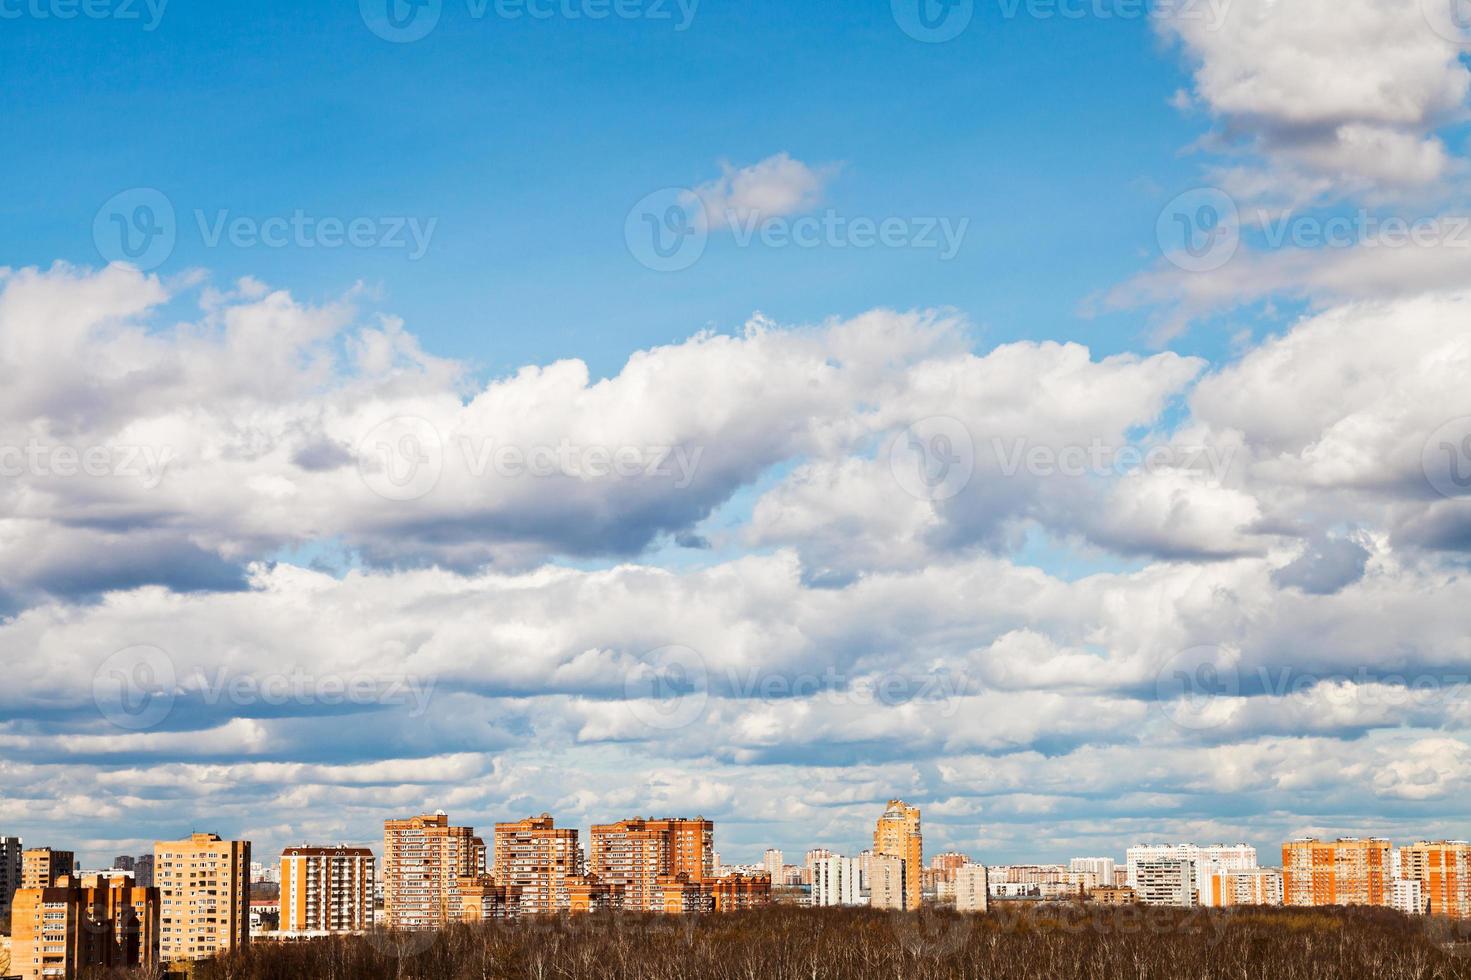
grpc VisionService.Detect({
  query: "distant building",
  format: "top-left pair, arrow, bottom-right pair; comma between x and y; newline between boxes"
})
873,801 -> 922,911
811,856 -> 864,907
1126,844 -> 1255,903
588,818 -> 713,912
133,855 -> 154,889
1205,867 -> 1283,907
452,876 -> 524,920
763,849 -> 784,880
1134,859 -> 1195,907
1069,857 -> 1116,888
10,874 -> 159,980
113,856 -> 136,873
565,874 -> 623,914
1282,838 -> 1393,907
804,848 -> 834,886
0,836 -> 21,919
954,863 -> 989,913
20,849 -> 77,891
383,812 -> 486,929
279,845 -> 375,934
869,854 -> 908,911
707,872 -> 772,911
1088,886 -> 1138,905
1392,877 -> 1429,916
154,833 -> 251,964
493,815 -> 582,915
1398,841 -> 1471,919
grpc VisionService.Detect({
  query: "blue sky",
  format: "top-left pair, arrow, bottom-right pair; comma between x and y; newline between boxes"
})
1,0 -> 1237,377
4,0 -> 1471,873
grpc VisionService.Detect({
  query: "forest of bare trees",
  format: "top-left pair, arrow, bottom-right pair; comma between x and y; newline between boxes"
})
178,905 -> 1471,980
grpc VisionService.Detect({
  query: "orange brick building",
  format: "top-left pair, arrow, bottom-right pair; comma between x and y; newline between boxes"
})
383,812 -> 486,930
10,875 -> 159,980
706,872 -> 772,911
588,818 -> 713,911
493,815 -> 582,915
20,849 -> 76,890
565,873 -> 625,913
1399,841 -> 1471,919
1282,838 -> 1392,907
451,876 -> 524,921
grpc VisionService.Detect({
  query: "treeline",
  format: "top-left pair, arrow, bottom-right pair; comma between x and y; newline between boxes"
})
165,905 -> 1471,980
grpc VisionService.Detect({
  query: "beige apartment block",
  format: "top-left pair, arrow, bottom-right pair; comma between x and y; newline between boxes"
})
869,854 -> 908,911
10,875 -> 159,980
153,833 -> 251,964
873,801 -> 922,911
280,845 -> 375,934
493,815 -> 582,915
383,812 -> 486,930
20,850 -> 76,891
954,863 -> 989,912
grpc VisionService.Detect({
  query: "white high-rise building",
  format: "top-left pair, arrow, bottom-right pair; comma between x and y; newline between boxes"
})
1134,859 -> 1196,907
1392,877 -> 1429,915
811,856 -> 864,906
1126,843 -> 1256,902
763,848 -> 784,880
954,863 -> 989,912
1069,857 -> 1115,887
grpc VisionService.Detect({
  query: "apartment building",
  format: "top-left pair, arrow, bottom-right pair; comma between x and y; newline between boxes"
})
10,875 -> 159,980
279,845 -> 375,934
811,856 -> 864,907
565,874 -> 623,913
20,850 -> 77,891
707,872 -> 772,911
762,849 -> 783,879
1398,841 -> 1471,918
1088,886 -> 1139,905
1069,857 -> 1116,888
133,856 -> 155,890
873,800 -> 922,911
1205,867 -> 1284,907
1392,877 -> 1429,915
0,836 -> 21,918
493,815 -> 582,915
1134,859 -> 1196,907
154,833 -> 251,963
869,854 -> 908,911
1126,844 -> 1256,902
451,876 -> 524,920
383,812 -> 486,930
1282,838 -> 1393,907
954,863 -> 989,913
588,818 -> 713,911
